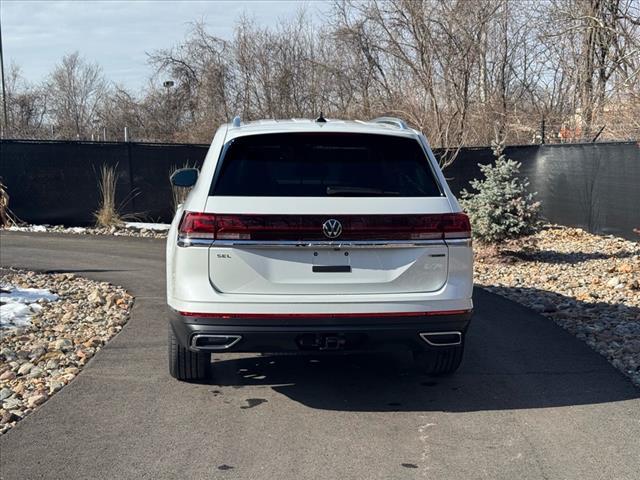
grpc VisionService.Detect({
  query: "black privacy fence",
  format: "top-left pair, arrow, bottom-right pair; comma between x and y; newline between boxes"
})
0,139 -> 638,240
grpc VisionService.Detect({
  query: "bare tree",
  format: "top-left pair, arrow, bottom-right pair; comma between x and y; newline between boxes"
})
98,86 -> 148,142
4,64 -> 49,138
47,52 -> 107,139
4,1 -> 639,147
541,0 -> 640,140
334,0 -> 500,165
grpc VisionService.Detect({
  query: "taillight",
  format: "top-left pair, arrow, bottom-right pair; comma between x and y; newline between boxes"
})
215,215 -> 259,240
178,212 -> 471,241
178,212 -> 216,239
441,213 -> 471,239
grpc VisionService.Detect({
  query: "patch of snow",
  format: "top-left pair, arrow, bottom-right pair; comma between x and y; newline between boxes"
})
124,222 -> 171,231
6,225 -> 47,233
0,286 -> 59,329
1,287 -> 59,304
0,303 -> 34,328
3,223 -> 168,237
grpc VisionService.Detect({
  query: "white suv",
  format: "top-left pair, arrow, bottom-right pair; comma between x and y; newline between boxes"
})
166,116 -> 473,382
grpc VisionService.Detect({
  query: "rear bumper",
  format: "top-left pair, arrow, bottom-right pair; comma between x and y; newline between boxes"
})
169,308 -> 472,353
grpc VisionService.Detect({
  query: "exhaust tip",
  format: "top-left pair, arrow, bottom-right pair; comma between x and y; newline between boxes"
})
419,331 -> 461,347
191,334 -> 242,350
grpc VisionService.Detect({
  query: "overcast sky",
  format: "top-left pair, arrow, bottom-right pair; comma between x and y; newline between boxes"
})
1,0 -> 328,93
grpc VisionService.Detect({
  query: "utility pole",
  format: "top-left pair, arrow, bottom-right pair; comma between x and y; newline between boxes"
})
163,80 -> 174,138
540,116 -> 546,144
0,9 -> 9,137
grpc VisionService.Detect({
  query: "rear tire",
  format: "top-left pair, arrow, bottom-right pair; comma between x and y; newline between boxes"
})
168,327 -> 211,382
414,343 -> 464,376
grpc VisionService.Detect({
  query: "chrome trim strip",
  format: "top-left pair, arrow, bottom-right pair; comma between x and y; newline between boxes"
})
445,238 -> 472,247
209,239 -> 446,249
179,237 -> 471,249
191,334 -> 242,350
419,331 -> 462,347
177,236 -> 214,247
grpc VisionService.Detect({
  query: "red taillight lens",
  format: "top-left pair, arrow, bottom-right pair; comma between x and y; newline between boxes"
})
441,213 -> 471,239
178,212 -> 471,241
178,212 -> 217,239
215,215 -> 263,240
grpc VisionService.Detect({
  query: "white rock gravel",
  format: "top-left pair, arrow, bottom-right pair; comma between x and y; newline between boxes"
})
4,222 -> 169,239
0,269 -> 133,434
474,226 -> 640,387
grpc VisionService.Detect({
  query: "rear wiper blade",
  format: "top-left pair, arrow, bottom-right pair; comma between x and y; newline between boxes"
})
326,186 -> 400,196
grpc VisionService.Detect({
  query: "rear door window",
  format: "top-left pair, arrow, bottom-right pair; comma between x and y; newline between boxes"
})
211,132 -> 443,197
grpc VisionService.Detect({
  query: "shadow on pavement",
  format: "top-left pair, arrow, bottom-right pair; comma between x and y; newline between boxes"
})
210,287 -> 639,412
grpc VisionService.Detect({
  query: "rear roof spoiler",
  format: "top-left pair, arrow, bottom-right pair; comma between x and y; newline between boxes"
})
370,117 -> 408,130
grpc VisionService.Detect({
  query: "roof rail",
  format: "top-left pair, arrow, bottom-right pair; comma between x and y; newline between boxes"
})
370,116 -> 408,130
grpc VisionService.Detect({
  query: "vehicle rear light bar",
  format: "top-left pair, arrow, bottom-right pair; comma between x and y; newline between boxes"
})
177,212 -> 216,239
178,309 -> 472,319
178,212 -> 471,242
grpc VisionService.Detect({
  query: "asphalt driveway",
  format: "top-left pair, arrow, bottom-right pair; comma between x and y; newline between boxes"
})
1,231 -> 638,479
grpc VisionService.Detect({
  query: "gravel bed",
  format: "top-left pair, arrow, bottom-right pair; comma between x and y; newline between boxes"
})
3,223 -> 169,239
0,269 -> 133,434
474,226 -> 640,387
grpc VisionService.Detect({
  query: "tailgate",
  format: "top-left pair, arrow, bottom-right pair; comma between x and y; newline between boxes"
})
208,241 -> 448,295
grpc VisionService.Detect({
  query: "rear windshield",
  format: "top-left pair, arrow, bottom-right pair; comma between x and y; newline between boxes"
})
211,132 -> 443,197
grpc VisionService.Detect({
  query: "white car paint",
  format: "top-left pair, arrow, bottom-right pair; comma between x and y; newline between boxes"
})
166,118 -> 473,315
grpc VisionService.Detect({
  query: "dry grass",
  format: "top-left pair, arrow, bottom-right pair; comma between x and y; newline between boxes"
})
94,164 -> 123,228
0,180 -> 21,227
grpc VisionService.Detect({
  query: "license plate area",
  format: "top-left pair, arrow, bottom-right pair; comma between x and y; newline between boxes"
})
312,265 -> 352,273
296,333 -> 366,350
312,249 -> 351,273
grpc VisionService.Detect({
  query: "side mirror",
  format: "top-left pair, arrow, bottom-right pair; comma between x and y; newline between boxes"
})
170,168 -> 198,187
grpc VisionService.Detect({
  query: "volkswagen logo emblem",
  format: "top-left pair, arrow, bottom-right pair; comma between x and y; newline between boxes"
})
322,219 -> 342,239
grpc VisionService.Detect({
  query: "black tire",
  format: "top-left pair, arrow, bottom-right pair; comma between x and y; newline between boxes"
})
414,343 -> 464,376
168,327 -> 211,382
